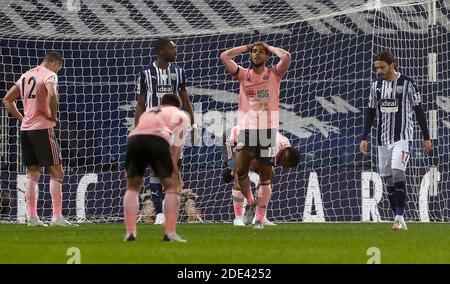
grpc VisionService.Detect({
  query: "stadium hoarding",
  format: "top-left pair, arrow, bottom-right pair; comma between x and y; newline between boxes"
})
1,165 -> 448,222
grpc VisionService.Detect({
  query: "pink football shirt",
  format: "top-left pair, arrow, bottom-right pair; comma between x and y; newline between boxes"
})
129,105 -> 190,146
235,66 -> 282,129
15,65 -> 58,131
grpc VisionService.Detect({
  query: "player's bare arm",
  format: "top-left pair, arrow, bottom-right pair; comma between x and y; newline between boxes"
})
267,44 -> 291,77
170,144 -> 184,188
135,94 -> 146,126
46,81 -> 58,122
2,85 -> 23,121
179,87 -> 194,124
219,45 -> 248,74
179,87 -> 197,145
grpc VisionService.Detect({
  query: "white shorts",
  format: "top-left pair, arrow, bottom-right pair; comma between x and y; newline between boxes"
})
377,140 -> 410,177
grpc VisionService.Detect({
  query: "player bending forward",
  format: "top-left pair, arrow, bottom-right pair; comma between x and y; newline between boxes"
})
123,94 -> 190,242
223,125 -> 300,228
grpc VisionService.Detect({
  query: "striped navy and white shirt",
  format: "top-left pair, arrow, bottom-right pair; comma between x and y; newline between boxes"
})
137,62 -> 186,110
367,73 -> 424,146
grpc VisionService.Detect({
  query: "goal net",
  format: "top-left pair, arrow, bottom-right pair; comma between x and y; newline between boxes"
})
0,0 -> 448,223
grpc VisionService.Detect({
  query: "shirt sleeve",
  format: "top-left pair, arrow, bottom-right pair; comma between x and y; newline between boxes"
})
361,108 -> 376,141
233,66 -> 247,81
171,111 -> 190,147
180,68 -> 187,89
181,111 -> 191,127
414,105 -> 430,140
14,75 -> 23,96
368,81 -> 378,109
271,66 -> 283,81
138,71 -> 147,97
408,79 -> 422,107
276,132 -> 291,156
45,73 -> 58,85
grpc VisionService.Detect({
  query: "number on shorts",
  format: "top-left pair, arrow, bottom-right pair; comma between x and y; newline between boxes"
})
401,151 -> 409,162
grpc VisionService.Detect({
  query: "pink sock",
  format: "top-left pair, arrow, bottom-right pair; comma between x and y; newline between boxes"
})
50,178 -> 63,218
232,188 -> 244,217
241,185 -> 254,205
257,184 -> 272,222
255,202 -> 261,221
164,191 -> 180,234
25,176 -> 39,218
123,189 -> 139,235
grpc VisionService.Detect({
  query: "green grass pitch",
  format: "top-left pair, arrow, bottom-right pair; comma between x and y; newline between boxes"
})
0,223 -> 448,264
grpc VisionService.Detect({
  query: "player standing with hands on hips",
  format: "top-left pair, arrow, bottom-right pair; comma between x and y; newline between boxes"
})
3,51 -> 77,227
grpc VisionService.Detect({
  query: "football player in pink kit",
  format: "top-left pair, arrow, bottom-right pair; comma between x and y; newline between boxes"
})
123,94 -> 190,242
220,42 -> 291,228
3,51 -> 76,227
224,125 -> 300,227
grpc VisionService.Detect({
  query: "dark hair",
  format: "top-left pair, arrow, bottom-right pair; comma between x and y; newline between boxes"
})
374,50 -> 396,65
44,51 -> 63,64
152,38 -> 172,54
252,43 -> 269,54
283,147 -> 300,167
161,94 -> 181,108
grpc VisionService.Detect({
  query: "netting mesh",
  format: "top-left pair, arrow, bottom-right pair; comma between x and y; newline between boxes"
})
0,0 -> 448,223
